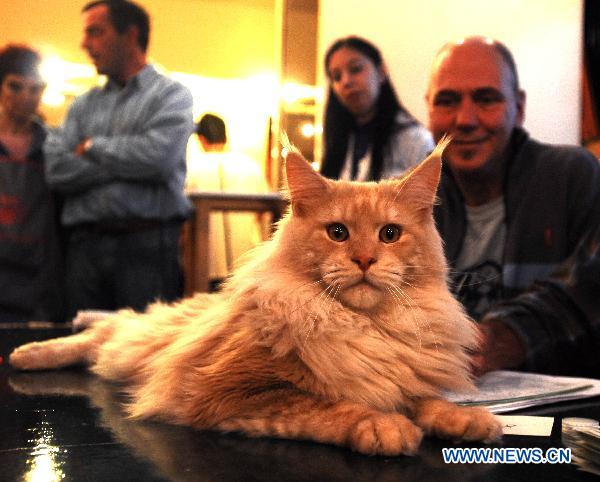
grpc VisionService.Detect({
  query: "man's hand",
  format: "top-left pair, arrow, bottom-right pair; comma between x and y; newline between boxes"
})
74,138 -> 92,157
471,321 -> 527,377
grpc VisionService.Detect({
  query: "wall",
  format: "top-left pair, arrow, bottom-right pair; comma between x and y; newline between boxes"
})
0,0 -> 277,165
318,0 -> 583,144
283,0 -> 319,85
0,0 -> 275,78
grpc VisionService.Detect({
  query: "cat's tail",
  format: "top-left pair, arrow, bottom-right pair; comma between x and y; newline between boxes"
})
9,329 -> 101,371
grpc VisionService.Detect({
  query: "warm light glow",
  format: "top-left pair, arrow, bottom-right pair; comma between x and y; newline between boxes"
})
24,416 -> 64,482
173,71 -> 280,163
25,446 -> 63,482
300,122 -> 315,138
300,122 -> 322,139
41,89 -> 66,108
34,53 -> 320,165
40,56 -> 96,87
281,81 -> 321,106
39,55 -> 97,107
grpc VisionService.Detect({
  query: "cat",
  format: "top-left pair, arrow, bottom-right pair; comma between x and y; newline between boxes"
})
9,139 -> 502,456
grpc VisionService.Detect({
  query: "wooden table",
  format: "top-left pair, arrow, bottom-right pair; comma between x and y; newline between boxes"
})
183,192 -> 288,294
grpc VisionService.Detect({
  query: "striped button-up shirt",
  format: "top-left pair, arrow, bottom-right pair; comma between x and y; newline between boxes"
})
44,64 -> 194,226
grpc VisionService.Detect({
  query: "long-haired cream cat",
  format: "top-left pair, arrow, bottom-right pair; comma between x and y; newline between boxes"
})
10,140 -> 502,455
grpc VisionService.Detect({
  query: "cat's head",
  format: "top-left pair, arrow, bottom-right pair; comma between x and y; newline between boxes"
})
279,139 -> 450,312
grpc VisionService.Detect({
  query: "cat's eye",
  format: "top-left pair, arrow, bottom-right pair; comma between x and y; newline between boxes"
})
326,223 -> 349,242
379,224 -> 402,243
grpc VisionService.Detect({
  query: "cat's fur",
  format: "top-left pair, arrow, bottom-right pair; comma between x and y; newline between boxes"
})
10,140 -> 502,455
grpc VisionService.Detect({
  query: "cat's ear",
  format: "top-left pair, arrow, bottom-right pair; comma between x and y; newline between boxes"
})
396,136 -> 450,212
284,150 -> 329,217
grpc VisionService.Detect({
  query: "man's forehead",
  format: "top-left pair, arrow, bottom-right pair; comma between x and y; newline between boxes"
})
430,46 -> 507,93
83,4 -> 110,24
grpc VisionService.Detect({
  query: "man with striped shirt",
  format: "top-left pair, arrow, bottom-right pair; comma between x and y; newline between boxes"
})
44,0 -> 194,318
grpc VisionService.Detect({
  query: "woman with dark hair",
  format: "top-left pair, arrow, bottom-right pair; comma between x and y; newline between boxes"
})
321,36 -> 434,181
0,44 -> 64,322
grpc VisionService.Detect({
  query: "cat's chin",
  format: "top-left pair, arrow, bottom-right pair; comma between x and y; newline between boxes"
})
340,282 -> 383,311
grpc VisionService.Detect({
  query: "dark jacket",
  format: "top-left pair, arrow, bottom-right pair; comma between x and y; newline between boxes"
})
483,223 -> 600,376
0,121 -> 64,322
435,127 -> 600,376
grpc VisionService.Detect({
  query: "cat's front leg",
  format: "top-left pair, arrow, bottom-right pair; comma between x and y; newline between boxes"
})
412,398 -> 502,443
215,393 -> 423,456
9,330 -> 97,371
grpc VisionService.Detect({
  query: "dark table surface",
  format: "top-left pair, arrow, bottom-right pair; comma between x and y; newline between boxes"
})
1,326 -> 598,482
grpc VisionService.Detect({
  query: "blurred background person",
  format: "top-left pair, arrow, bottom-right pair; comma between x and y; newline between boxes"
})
186,113 -> 270,290
44,0 -> 194,318
0,44 -> 64,323
320,36 -> 434,181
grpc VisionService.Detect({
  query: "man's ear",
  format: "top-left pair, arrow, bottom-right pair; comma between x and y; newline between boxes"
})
197,134 -> 209,152
515,89 -> 526,126
377,63 -> 388,85
125,24 -> 141,50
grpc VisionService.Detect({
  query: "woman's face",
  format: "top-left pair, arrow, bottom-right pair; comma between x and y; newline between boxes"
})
327,46 -> 384,124
0,73 -> 45,123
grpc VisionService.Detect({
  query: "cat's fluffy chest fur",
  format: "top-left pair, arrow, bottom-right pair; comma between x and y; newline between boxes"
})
10,139 -> 502,455
253,276 -> 476,413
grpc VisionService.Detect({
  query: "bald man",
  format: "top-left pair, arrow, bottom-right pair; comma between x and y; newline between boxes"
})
426,37 -> 600,376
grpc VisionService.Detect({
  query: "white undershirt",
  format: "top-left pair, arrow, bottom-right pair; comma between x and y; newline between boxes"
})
340,134 -> 371,181
455,196 -> 506,271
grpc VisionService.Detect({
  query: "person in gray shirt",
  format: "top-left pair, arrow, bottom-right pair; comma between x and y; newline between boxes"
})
44,0 -> 194,318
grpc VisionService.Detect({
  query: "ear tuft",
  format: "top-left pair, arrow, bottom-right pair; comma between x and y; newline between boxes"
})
284,148 -> 329,217
393,136 -> 449,210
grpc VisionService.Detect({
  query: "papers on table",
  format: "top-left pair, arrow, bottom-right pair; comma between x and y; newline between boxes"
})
496,415 -> 554,436
445,370 -> 600,414
562,417 -> 600,476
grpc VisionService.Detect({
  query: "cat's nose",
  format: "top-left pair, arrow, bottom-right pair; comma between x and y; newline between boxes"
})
351,255 -> 376,272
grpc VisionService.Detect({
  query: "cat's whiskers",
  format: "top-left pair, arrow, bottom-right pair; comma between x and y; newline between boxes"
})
385,285 -> 405,315
301,282 -> 340,349
286,278 -> 329,315
378,264 -> 447,278
321,265 -> 344,280
394,277 -> 420,292
403,264 -> 447,275
296,277 -> 327,289
392,280 -> 442,351
447,268 -> 502,287
386,284 -> 424,351
331,282 -> 341,301
306,282 -> 335,326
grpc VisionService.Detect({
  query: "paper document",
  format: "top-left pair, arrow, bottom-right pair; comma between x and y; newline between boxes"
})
562,418 -> 600,475
496,415 -> 554,436
445,370 -> 600,413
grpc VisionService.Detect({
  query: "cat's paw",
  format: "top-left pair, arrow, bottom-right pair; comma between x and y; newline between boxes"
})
414,399 -> 502,443
9,343 -> 51,371
348,412 -> 423,456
